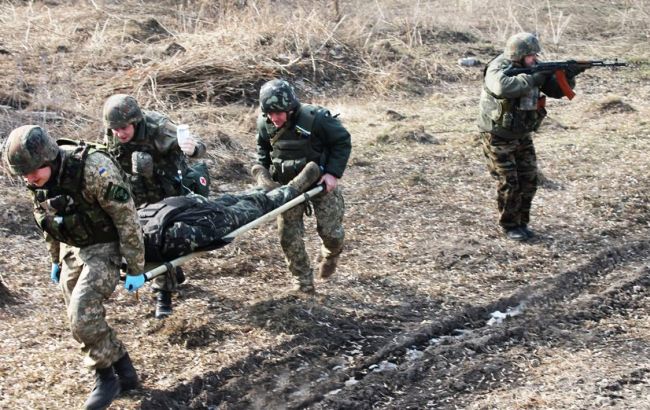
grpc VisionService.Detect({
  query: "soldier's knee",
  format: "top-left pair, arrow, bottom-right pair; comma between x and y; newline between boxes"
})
502,175 -> 520,191
319,228 -> 345,251
70,316 -> 101,344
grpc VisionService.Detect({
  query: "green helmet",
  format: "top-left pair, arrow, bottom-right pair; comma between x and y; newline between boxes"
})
3,125 -> 59,176
102,94 -> 143,129
504,32 -> 542,61
259,79 -> 299,114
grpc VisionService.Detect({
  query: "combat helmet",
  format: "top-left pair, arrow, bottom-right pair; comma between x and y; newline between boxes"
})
504,32 -> 542,61
102,94 -> 143,129
259,79 -> 299,114
3,125 -> 59,175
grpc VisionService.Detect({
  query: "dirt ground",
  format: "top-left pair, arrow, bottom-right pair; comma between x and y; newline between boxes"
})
0,1 -> 649,409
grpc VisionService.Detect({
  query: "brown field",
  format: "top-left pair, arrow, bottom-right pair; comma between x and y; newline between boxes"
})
0,1 -> 649,409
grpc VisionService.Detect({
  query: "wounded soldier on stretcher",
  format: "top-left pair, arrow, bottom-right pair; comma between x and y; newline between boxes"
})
138,162 -> 321,262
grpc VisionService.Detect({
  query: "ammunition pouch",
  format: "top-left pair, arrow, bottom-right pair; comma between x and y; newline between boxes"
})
271,157 -> 307,185
482,90 -> 547,134
35,208 -> 118,247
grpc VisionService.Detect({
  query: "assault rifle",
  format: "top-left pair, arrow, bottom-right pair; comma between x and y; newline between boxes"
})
504,59 -> 627,100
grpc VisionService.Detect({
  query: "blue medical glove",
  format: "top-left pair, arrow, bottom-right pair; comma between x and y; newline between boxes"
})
124,274 -> 146,292
50,263 -> 61,284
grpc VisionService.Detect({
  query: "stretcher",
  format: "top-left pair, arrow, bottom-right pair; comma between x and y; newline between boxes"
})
139,184 -> 324,282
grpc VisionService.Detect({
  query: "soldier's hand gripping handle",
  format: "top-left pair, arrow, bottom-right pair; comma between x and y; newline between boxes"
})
124,274 -> 146,292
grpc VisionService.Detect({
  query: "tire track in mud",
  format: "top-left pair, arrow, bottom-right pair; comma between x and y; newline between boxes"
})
140,240 -> 650,409
311,241 -> 650,409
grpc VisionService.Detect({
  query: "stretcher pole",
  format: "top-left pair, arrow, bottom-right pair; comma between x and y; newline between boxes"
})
142,184 -> 324,282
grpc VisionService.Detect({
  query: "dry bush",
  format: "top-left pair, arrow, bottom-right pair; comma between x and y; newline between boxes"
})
1,0 -> 648,126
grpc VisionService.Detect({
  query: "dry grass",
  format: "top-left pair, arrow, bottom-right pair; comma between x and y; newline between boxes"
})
1,1 -> 649,409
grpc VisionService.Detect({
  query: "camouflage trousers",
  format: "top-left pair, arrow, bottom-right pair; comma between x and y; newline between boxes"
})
277,187 -> 345,286
480,132 -> 538,229
151,186 -> 299,291
59,241 -> 126,370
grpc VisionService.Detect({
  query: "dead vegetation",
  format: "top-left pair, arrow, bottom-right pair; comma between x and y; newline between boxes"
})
1,0 -> 650,409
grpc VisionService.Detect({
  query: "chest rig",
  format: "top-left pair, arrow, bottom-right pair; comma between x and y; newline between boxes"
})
31,141 -> 118,247
482,58 -> 547,134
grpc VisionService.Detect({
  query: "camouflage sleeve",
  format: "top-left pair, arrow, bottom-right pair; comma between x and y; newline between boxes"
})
191,138 -> 207,158
256,115 -> 272,169
314,111 -> 352,178
43,231 -> 61,264
153,120 -> 180,154
484,58 -> 537,99
82,153 -> 145,274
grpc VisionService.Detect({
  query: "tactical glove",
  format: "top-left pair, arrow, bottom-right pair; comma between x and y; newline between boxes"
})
131,152 -> 154,178
50,263 -> 61,284
125,274 -> 146,292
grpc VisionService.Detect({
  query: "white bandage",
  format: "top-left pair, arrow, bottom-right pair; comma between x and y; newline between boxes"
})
177,124 -> 196,156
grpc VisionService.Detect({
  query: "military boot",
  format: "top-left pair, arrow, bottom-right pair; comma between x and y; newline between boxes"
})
83,366 -> 120,410
519,225 -> 535,239
251,164 -> 280,191
318,255 -> 339,279
296,270 -> 316,294
287,162 -> 321,193
155,290 -> 173,319
113,352 -> 138,391
504,227 -> 527,241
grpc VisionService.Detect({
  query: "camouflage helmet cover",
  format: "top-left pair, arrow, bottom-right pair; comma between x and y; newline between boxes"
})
3,125 -> 59,175
504,32 -> 542,61
259,79 -> 299,114
103,94 -> 143,129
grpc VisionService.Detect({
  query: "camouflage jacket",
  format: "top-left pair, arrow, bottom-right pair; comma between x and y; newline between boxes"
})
33,145 -> 144,274
256,104 -> 351,183
477,54 -> 575,139
104,110 -> 207,206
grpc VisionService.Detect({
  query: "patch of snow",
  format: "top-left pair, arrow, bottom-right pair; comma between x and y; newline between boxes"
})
487,303 -> 526,326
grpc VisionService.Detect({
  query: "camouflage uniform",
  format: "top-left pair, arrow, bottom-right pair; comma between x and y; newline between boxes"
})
477,33 -> 576,234
140,186 -> 300,262
39,146 -> 144,369
104,111 -> 209,207
3,127 -> 144,371
103,95 -> 209,293
256,80 -> 351,290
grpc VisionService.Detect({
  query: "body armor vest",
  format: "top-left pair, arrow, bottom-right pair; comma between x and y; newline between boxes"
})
31,142 -> 119,247
481,58 -> 547,135
108,111 -> 188,204
268,104 -> 325,184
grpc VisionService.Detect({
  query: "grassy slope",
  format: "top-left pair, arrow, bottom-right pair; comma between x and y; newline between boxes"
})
0,1 -> 649,408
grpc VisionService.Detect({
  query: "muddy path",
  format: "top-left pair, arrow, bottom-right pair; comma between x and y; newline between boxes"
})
139,239 -> 650,409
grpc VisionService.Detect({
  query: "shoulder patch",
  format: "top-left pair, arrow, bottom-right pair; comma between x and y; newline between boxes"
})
98,166 -> 108,177
105,182 -> 131,203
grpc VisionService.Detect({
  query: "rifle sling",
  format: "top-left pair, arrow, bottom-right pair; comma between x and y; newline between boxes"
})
270,126 -> 289,146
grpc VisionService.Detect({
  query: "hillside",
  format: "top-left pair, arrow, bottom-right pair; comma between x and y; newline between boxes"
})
0,1 -> 649,409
